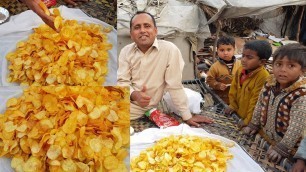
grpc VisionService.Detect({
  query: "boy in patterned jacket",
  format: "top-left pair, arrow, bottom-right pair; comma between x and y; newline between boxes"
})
206,36 -> 241,104
243,44 -> 306,163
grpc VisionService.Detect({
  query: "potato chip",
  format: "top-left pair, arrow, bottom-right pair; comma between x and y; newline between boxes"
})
0,86 -> 130,172
52,8 -> 61,17
54,16 -> 62,30
131,135 -> 233,171
39,1 -> 50,16
6,98 -> 18,107
62,159 -> 77,172
104,155 -> 119,170
107,110 -> 118,122
23,156 -> 43,172
6,10 -> 112,86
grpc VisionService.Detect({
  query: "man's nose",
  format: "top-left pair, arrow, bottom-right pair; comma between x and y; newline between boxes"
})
140,26 -> 145,32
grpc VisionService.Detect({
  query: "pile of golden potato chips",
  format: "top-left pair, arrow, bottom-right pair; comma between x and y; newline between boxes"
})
6,9 -> 112,86
0,86 -> 129,172
131,135 -> 234,172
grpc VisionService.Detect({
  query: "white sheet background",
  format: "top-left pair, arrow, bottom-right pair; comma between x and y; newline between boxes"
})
131,124 -> 264,172
0,6 -> 117,86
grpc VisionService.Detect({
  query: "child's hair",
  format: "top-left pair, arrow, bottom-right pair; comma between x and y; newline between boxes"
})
273,43 -> 306,69
217,36 -> 235,48
244,40 -> 272,60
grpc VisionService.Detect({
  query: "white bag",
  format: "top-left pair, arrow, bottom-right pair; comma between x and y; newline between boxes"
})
163,88 -> 202,115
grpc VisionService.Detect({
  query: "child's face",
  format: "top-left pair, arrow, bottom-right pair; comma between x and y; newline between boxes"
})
273,56 -> 304,89
217,44 -> 235,61
241,49 -> 265,72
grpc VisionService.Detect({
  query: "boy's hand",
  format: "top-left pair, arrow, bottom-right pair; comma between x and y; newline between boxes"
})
219,83 -> 227,91
267,146 -> 282,163
237,119 -> 246,129
291,159 -> 306,172
186,115 -> 214,127
242,126 -> 257,135
224,107 -> 234,116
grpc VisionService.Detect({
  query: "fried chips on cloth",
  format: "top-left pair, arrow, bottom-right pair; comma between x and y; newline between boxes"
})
6,8 -> 113,86
0,86 -> 130,172
131,135 -> 234,172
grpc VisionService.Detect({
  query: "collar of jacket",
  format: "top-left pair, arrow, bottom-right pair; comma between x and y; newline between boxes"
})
265,75 -> 306,93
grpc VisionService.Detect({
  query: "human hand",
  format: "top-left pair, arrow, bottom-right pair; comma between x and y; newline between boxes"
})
242,126 -> 257,135
291,159 -> 306,172
21,0 -> 56,30
219,83 -> 227,91
267,146 -> 282,163
63,0 -> 88,6
186,114 -> 214,127
237,119 -> 246,129
131,86 -> 151,108
224,107 -> 234,116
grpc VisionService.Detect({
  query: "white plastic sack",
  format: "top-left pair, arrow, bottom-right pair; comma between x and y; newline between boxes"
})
163,88 -> 202,115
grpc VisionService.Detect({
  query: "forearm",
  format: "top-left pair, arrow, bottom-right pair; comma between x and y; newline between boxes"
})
168,88 -> 192,120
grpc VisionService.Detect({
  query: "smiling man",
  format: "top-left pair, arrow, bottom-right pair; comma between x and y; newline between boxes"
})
117,11 -> 213,127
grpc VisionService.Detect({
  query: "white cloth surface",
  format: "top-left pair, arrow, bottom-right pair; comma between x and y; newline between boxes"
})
0,6 -> 117,86
131,124 -> 264,172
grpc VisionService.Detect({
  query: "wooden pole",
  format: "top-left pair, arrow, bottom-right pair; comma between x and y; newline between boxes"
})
213,20 -> 221,62
296,6 -> 305,42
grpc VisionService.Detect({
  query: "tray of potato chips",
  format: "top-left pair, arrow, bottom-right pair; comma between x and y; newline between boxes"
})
0,86 -> 130,172
0,6 -> 117,86
130,124 -> 264,172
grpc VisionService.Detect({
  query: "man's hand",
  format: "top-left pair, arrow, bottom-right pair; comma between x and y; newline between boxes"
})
267,146 -> 282,163
131,86 -> 151,108
21,0 -> 56,30
291,159 -> 306,172
242,126 -> 257,135
186,114 -> 213,127
64,0 -> 88,6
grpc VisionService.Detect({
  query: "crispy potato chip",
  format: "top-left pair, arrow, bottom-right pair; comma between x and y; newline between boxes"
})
104,155 -> 119,170
0,86 -> 130,172
47,145 -> 62,160
39,1 -> 50,16
6,10 -> 112,86
107,110 -> 118,122
54,16 -> 62,30
23,156 -> 43,172
62,159 -> 77,172
131,135 -> 233,171
52,8 -> 61,16
6,98 -> 18,107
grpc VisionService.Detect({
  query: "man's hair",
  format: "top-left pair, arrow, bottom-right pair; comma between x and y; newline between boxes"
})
130,11 -> 156,29
273,43 -> 306,69
217,36 -> 235,48
244,40 -> 272,60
